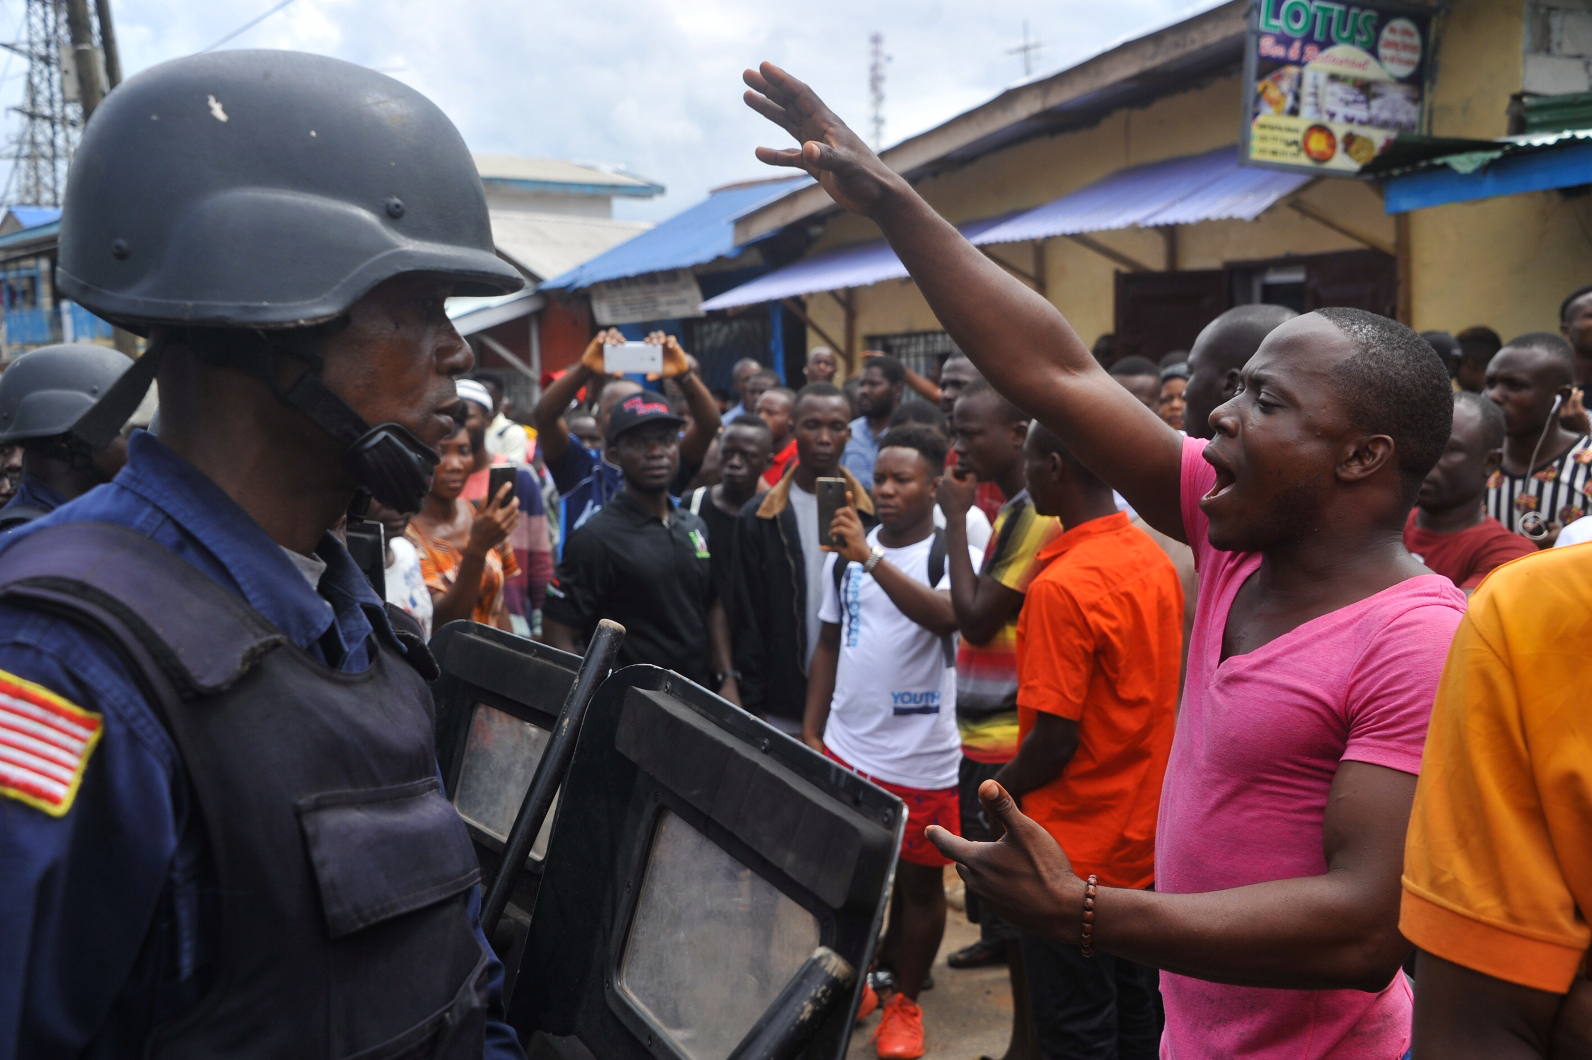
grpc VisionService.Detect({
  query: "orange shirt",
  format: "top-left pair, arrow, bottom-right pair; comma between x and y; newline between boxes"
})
1401,544 -> 1592,993
1014,512 -> 1183,890
407,522 -> 520,627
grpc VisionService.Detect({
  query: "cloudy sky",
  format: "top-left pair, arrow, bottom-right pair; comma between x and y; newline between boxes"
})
0,0 -> 1216,220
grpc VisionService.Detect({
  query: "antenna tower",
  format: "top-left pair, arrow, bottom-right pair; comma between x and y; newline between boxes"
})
868,32 -> 886,150
1008,20 -> 1044,78
5,0 -> 115,207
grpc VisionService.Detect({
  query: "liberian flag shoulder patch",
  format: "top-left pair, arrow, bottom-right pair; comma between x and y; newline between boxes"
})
0,669 -> 103,816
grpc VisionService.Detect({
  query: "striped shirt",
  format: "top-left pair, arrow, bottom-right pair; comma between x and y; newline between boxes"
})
1486,435 -> 1592,536
955,490 -> 1062,764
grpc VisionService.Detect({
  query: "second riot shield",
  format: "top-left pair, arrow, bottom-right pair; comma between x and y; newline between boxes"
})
429,619 -> 585,998
506,664 -> 906,1060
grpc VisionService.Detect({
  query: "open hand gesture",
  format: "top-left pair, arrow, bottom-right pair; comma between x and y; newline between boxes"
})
743,62 -> 902,216
927,779 -> 1085,942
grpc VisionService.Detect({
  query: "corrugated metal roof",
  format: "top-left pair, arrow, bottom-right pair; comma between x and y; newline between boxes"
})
473,155 -> 663,195
6,206 -> 60,229
700,215 -> 1015,311
974,145 -> 1308,244
490,212 -> 652,283
703,148 -> 1307,310
539,177 -> 806,291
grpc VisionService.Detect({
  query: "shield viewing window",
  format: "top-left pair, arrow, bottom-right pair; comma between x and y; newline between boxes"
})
452,703 -> 558,860
618,810 -> 821,1060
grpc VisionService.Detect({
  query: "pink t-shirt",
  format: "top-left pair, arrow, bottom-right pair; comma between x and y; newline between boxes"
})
1158,438 -> 1465,1060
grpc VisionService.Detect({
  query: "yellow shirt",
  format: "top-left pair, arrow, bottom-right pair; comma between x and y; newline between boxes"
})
1401,543 -> 1592,992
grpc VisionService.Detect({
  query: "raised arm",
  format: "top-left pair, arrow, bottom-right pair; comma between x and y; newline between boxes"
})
533,329 -> 623,471
743,64 -> 1184,539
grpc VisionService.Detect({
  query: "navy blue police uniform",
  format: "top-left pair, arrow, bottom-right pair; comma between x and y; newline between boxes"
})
0,432 -> 523,1056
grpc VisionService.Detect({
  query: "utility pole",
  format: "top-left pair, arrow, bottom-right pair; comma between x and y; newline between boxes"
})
1008,21 -> 1044,78
868,32 -> 887,151
61,0 -> 136,355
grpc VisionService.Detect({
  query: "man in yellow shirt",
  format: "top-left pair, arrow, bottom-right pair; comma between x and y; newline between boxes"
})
1402,543 -> 1592,1056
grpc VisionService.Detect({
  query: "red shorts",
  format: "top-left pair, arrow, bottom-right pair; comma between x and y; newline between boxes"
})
825,748 -> 959,867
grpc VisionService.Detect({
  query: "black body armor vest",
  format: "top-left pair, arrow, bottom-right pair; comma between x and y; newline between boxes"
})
0,522 -> 492,1059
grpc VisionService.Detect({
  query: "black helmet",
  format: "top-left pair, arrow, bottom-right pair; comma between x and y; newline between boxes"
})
61,51 -> 524,513
0,343 -> 132,446
58,49 -> 523,327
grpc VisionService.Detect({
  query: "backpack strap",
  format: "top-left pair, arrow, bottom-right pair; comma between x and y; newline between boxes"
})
689,486 -> 706,516
927,526 -> 947,589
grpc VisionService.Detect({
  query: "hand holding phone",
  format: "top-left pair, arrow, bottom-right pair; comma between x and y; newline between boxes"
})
487,465 -> 517,509
816,477 -> 848,549
603,341 -> 663,376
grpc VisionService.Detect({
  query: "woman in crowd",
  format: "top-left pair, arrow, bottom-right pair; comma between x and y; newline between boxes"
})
1157,364 -> 1188,432
406,423 -> 521,630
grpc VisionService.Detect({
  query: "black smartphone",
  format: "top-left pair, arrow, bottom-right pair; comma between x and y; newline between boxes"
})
343,517 -> 386,598
487,465 -> 517,507
816,477 -> 848,549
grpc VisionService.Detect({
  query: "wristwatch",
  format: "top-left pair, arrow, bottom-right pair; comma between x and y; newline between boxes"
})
863,545 -> 886,574
714,669 -> 742,685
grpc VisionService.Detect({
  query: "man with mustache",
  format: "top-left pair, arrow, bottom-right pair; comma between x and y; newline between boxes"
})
742,62 -> 1466,1060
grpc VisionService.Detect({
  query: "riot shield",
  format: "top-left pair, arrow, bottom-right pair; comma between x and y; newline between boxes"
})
430,618 -> 587,998
507,664 -> 906,1060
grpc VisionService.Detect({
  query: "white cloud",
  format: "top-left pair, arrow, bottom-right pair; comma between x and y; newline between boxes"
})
0,0 -> 1217,218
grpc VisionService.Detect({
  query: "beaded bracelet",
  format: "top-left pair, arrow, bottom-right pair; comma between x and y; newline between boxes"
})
1080,874 -> 1098,957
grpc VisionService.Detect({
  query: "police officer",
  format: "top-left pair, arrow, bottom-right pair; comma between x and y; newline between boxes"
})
0,51 -> 527,1055
0,342 -> 136,530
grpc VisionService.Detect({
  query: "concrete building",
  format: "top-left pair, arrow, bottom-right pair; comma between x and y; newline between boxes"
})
702,0 -> 1592,380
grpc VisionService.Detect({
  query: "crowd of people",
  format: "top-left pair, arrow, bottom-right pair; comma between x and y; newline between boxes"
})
4,249 -> 1591,1060
269,263 -> 1578,1059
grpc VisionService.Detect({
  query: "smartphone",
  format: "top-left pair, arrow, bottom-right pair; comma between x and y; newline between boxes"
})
816,477 -> 849,549
343,517 -> 386,598
603,341 -> 662,376
487,465 -> 517,507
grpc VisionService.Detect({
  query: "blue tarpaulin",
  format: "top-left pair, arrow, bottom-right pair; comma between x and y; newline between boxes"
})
539,178 -> 805,291
703,146 -> 1308,310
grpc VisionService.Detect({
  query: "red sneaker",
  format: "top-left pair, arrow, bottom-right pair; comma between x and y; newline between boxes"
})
873,993 -> 924,1059
855,981 -> 879,1023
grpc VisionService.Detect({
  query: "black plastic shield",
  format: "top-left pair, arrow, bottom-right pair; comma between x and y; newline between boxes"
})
509,665 -> 905,1060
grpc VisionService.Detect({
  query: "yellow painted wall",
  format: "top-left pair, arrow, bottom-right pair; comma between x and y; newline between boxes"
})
1406,0 -> 1592,337
799,0 -> 1589,367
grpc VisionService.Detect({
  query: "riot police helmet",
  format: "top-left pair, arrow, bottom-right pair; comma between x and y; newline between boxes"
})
0,343 -> 131,447
60,50 -> 525,513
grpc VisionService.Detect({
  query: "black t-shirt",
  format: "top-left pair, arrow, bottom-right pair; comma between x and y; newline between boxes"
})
545,490 -> 716,685
687,486 -> 745,625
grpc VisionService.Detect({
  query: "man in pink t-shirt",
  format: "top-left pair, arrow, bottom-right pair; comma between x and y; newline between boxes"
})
738,62 -> 1468,1060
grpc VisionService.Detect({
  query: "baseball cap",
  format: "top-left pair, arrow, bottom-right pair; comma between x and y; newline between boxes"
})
607,391 -> 685,442
456,378 -> 494,412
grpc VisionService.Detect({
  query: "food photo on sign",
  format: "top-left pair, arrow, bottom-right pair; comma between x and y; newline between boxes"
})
1243,0 -> 1431,176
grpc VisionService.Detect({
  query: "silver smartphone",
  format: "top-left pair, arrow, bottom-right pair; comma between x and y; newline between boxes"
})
603,341 -> 662,375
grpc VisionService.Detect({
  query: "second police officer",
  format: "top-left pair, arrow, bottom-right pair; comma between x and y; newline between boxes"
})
0,50 -> 528,1055
0,342 -> 137,530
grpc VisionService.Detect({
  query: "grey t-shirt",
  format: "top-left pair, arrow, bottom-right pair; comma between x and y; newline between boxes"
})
786,481 -> 826,673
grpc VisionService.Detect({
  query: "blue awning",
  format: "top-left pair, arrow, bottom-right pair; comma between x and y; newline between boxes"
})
702,146 -> 1308,311
539,177 -> 805,291
974,145 -> 1309,244
699,215 -> 1016,312
1381,132 -> 1592,213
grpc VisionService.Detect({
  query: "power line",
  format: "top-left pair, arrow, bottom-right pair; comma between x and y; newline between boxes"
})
199,0 -> 298,53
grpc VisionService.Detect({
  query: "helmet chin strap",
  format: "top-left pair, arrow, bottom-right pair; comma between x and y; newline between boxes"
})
71,327 -> 441,515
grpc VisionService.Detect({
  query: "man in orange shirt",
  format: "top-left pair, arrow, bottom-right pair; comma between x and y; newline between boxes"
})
1401,542 -> 1592,1057
994,423 -> 1184,1060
